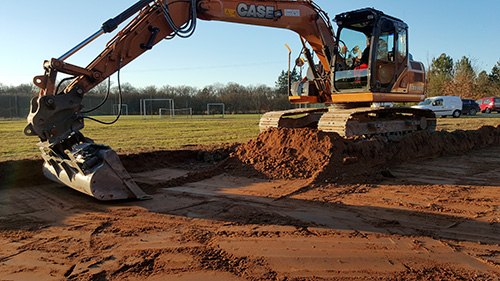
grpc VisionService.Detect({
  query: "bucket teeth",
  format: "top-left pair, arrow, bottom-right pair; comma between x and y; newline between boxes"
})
40,132 -> 150,201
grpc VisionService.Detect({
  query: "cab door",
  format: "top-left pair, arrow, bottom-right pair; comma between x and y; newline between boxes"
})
374,22 -> 395,88
372,19 -> 408,92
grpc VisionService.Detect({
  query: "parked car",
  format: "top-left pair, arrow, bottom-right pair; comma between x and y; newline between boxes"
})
461,99 -> 481,116
412,96 -> 462,118
476,97 -> 500,113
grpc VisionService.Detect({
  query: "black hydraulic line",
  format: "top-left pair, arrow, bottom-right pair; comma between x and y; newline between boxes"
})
81,77 -> 111,114
55,76 -> 76,95
84,59 -> 123,125
102,0 -> 154,33
161,0 -> 197,38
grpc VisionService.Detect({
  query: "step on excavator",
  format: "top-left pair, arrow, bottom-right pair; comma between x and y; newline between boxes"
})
24,0 -> 436,200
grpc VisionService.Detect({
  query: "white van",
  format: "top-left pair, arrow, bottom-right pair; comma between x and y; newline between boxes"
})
411,96 -> 462,118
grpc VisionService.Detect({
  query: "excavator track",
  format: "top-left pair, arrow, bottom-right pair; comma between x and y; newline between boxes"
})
259,107 -> 328,131
318,107 -> 436,137
260,107 -> 436,137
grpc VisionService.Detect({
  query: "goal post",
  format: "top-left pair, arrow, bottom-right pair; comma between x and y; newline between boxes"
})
112,104 -> 129,115
140,98 -> 174,119
159,107 -> 193,119
207,103 -> 225,118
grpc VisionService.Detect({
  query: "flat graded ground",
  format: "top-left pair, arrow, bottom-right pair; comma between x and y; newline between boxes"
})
1,126 -> 500,280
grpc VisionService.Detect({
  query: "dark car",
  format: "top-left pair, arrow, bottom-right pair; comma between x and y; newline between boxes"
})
461,99 -> 481,116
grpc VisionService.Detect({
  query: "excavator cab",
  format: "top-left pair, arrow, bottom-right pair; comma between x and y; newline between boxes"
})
333,8 -> 409,93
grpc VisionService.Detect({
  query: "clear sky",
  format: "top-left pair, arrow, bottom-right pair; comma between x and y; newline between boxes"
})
1,0 -> 499,89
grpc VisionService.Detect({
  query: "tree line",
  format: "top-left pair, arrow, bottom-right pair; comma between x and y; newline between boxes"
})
0,72 -> 295,117
1,55 -> 499,118
427,54 -> 500,99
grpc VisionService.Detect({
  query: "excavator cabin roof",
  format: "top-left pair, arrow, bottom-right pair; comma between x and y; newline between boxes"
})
334,8 -> 407,33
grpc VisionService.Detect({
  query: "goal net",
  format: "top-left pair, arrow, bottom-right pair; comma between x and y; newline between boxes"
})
112,104 -> 129,115
159,108 -> 193,119
140,98 -> 174,119
206,103 -> 225,118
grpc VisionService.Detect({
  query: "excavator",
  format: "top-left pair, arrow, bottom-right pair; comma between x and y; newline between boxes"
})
24,0 -> 435,200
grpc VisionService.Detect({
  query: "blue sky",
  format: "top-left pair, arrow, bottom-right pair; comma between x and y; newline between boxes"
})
1,1 -> 499,89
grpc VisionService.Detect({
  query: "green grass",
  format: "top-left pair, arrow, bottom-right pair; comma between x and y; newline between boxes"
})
1,114 -> 499,161
0,119 -> 40,161
435,115 -> 500,131
0,115 -> 261,161
84,115 -> 261,152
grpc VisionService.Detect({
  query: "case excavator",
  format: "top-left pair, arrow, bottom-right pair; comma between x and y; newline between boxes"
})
24,0 -> 435,200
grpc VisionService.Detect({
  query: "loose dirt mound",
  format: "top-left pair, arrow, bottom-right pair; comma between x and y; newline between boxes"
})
2,126 -> 500,191
226,127 -> 338,179
226,126 -> 500,183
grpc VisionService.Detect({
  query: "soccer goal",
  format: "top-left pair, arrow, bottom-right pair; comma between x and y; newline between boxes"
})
206,103 -> 225,118
159,107 -> 193,119
112,104 -> 129,115
140,98 -> 174,119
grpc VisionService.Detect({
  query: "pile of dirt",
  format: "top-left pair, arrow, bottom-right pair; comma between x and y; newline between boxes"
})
2,126 -> 500,190
224,128 -> 339,179
225,126 -> 500,183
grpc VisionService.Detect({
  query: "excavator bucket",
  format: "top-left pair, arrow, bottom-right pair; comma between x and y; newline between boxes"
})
38,133 -> 151,201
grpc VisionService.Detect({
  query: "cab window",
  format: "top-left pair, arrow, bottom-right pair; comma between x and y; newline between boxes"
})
334,27 -> 370,92
377,32 -> 394,61
374,20 -> 397,88
397,28 -> 407,65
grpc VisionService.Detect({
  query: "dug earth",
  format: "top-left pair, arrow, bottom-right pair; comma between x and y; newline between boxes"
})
1,126 -> 500,280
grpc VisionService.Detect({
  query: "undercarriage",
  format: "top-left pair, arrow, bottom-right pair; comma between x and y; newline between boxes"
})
259,106 -> 436,138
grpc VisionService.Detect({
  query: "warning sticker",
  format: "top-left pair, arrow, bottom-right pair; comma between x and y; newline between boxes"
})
225,8 -> 237,17
284,9 -> 300,17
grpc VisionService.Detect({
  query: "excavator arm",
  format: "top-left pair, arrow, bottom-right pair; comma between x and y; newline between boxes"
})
24,0 -> 338,200
26,0 -> 196,142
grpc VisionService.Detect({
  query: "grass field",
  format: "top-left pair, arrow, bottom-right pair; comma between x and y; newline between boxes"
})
1,114 -> 499,161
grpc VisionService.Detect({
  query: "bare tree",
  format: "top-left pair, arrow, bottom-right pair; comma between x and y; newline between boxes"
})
443,56 -> 477,99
